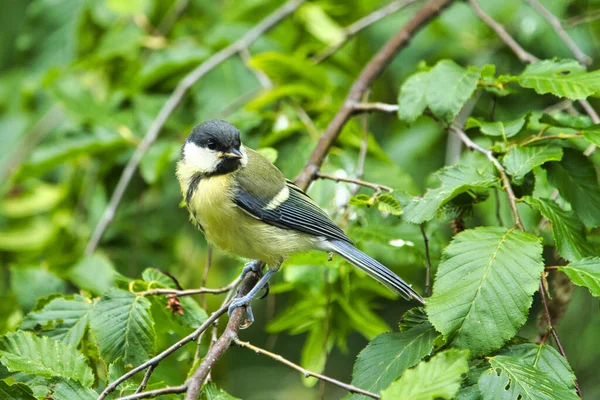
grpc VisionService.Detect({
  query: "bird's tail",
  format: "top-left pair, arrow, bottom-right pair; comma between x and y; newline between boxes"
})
326,240 -> 425,305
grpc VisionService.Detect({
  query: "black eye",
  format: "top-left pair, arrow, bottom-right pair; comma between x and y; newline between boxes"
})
206,141 -> 217,150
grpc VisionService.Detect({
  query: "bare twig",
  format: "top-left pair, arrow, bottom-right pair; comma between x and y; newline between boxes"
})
420,224 -> 432,297
185,272 -> 260,399
139,281 -> 238,297
469,0 -> 538,63
352,102 -> 399,114
449,125 -> 524,230
117,385 -> 187,400
312,0 -> 420,63
295,0 -> 457,191
233,339 -> 380,399
316,172 -> 393,193
524,0 -> 591,66
133,364 -> 156,394
566,10 -> 600,27
86,0 -> 305,255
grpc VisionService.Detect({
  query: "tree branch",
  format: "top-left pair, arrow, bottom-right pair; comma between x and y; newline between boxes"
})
85,0 -> 305,255
420,224 -> 432,297
138,280 -> 238,297
312,0 -> 420,63
295,0 -> 457,191
315,172 -> 393,192
233,338 -> 380,399
117,384 -> 187,400
524,0 -> 591,66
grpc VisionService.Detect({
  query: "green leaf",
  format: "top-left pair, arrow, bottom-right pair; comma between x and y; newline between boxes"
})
0,181 -> 66,218
583,128 -> 600,146
68,254 -> 116,295
296,4 -> 344,46
426,60 -> 480,123
525,197 -> 594,262
0,219 -> 56,252
0,381 -> 36,400
397,71 -> 431,123
139,140 -> 180,184
49,378 -> 98,400
21,295 -> 94,347
540,112 -> 595,130
376,194 -> 402,216
89,288 -> 155,365
202,382 -> 241,400
300,323 -> 330,388
380,349 -> 469,400
466,114 -> 529,140
0,331 -> 93,387
403,165 -> 497,224
137,43 -> 210,88
546,149 -> 600,227
503,146 -> 563,184
349,322 -> 438,399
349,194 -> 374,208
255,147 -> 278,164
10,266 -> 67,311
560,258 -> 600,296
479,350 -> 578,400
518,59 -> 600,100
427,227 -> 543,356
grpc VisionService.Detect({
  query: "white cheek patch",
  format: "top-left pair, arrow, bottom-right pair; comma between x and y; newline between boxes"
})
183,142 -> 220,173
240,145 -> 249,167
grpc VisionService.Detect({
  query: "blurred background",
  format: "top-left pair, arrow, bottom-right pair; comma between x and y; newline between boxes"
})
0,0 -> 599,398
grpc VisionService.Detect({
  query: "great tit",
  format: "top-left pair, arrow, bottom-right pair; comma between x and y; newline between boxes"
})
176,120 -> 424,323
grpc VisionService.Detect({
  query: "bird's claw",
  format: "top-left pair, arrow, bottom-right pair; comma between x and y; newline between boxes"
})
240,261 -> 269,299
228,296 -> 254,329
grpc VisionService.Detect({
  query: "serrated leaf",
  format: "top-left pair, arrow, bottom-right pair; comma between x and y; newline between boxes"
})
349,322 -> 438,399
403,165 -> 497,224
21,295 -> 94,347
518,59 -> 600,100
426,60 -> 480,123
202,382 -> 241,400
466,114 -> 529,140
0,380 -> 36,400
0,331 -> 93,387
349,194 -> 374,207
49,378 -> 98,400
377,194 -> 402,216
479,351 -> 578,400
560,258 -> 600,296
90,288 -> 155,365
540,112 -> 595,130
503,146 -> 563,184
427,227 -> 543,356
525,197 -> 594,262
397,71 -> 431,123
546,149 -> 600,227
68,254 -> 116,295
380,349 -> 469,400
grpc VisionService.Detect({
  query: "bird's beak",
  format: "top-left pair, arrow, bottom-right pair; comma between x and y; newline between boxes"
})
220,148 -> 243,160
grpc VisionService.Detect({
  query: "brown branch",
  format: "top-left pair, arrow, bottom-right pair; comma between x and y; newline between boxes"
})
469,0 -> 538,63
133,364 -> 156,394
524,0 -> 591,66
85,0 -> 306,255
312,0 -> 420,63
315,172 -> 393,192
117,384 -> 187,400
449,125 -> 524,230
138,281 -> 238,297
233,339 -> 380,399
185,272 -> 260,399
295,0 -> 457,191
352,102 -> 400,114
420,224 -> 432,297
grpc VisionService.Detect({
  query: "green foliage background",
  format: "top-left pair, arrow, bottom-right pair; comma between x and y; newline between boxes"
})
1,0 -> 600,399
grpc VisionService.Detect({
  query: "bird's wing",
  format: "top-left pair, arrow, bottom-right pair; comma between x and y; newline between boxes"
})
234,149 -> 352,244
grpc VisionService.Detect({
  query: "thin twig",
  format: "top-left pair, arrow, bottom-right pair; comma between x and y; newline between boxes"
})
133,364 -> 156,394
295,0 -> 457,191
352,102 -> 399,114
138,280 -> 238,297
315,172 -> 393,192
233,339 -> 380,399
420,224 -> 432,297
449,125 -> 524,230
312,0 -> 420,63
524,0 -> 591,65
117,384 -> 187,400
469,0 -> 538,63
85,0 -> 305,255
538,280 -> 584,398
566,9 -> 600,27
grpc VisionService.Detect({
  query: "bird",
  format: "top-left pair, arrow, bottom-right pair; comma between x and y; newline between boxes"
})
176,120 -> 424,325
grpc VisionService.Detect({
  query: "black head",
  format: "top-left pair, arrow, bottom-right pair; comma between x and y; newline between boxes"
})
182,120 -> 246,176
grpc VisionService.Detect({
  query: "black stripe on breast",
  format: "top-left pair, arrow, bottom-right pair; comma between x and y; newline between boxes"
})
186,172 -> 205,204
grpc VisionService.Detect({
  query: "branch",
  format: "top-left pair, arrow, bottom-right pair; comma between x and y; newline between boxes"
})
85,0 -> 305,255
184,273 -> 260,399
312,0 -> 420,63
117,385 -> 187,400
352,102 -> 399,114
469,0 -> 538,63
138,281 -> 238,297
448,125 -> 524,230
315,172 -> 393,192
524,0 -> 591,66
420,224 -> 432,297
295,0 -> 457,191
233,339 -> 380,399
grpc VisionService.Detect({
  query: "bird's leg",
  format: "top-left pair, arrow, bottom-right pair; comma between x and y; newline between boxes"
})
238,260 -> 269,299
228,268 -> 277,328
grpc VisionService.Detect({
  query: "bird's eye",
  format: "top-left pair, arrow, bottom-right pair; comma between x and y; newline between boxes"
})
206,141 -> 217,150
